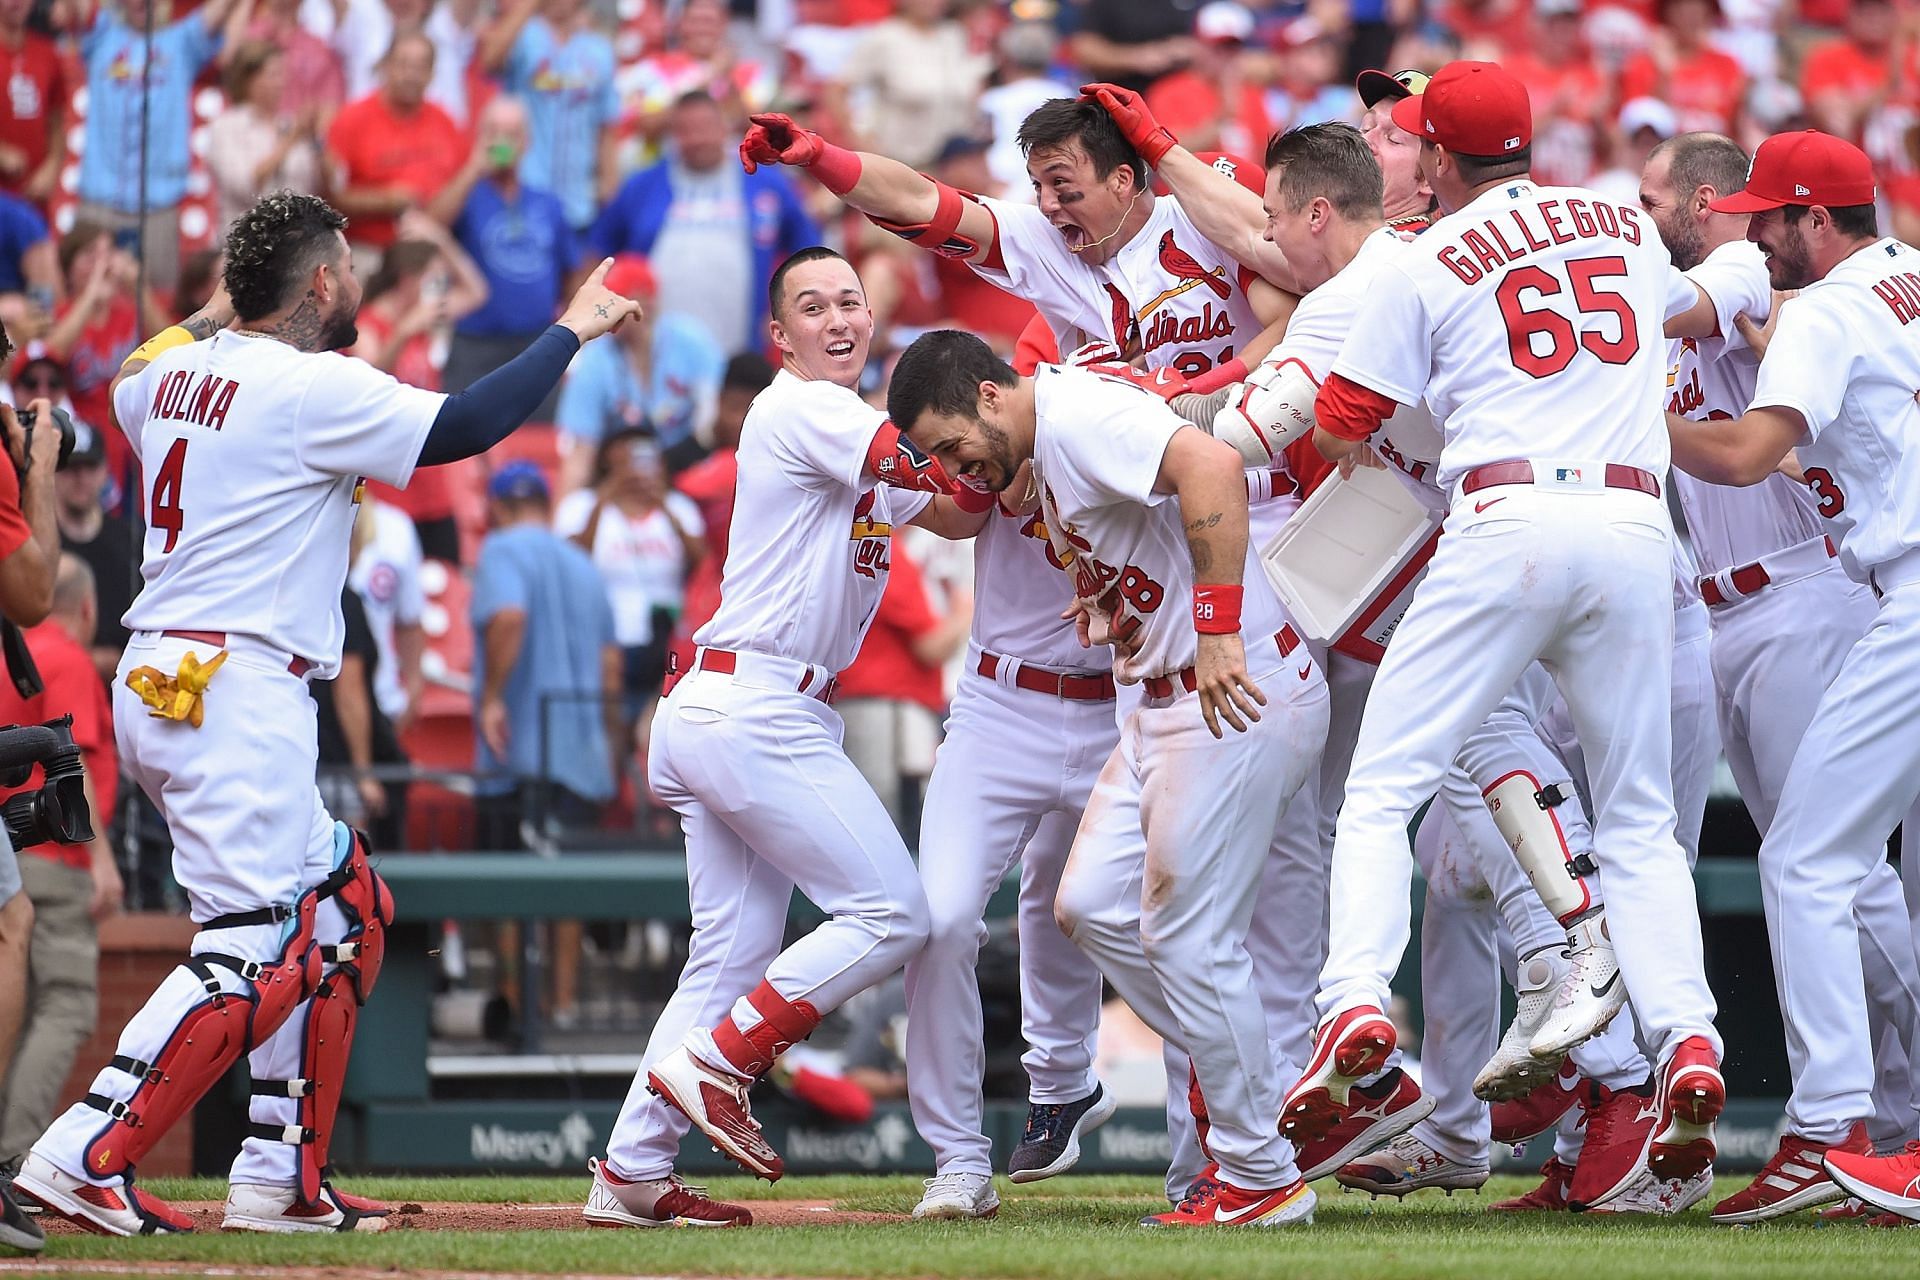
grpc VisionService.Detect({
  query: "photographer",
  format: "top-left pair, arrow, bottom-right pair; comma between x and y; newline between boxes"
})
0,319 -> 58,1255
0,556 -> 118,1197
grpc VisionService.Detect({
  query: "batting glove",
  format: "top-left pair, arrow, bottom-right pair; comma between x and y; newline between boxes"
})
1080,82 -> 1177,168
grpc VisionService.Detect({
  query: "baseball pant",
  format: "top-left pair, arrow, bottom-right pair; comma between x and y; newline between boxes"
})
0,858 -> 97,1166
606,662 -> 930,1180
1732,563 -> 1920,1143
904,666 -> 1111,1177
1057,642 -> 1328,1190
1318,485 -> 1718,1065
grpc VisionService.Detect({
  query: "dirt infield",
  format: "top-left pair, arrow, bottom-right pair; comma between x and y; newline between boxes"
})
32,1197 -> 905,1234
2,1267 -> 822,1280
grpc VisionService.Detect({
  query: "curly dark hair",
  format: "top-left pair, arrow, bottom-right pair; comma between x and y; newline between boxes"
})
223,191 -> 350,322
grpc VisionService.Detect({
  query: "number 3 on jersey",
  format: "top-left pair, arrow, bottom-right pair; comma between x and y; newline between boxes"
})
1496,256 -> 1638,378
151,438 -> 188,552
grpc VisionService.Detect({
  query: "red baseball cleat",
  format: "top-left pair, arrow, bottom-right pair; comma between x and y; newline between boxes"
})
1140,1176 -> 1315,1228
1710,1124 -> 1867,1223
1649,1036 -> 1723,1182
1566,1080 -> 1659,1211
1280,1005 -> 1397,1146
1491,1060 -> 1583,1146
647,1046 -> 784,1182
1294,1066 -> 1434,1180
582,1157 -> 753,1228
1821,1137 -> 1920,1224
1489,1157 -> 1574,1212
10,1153 -> 193,1237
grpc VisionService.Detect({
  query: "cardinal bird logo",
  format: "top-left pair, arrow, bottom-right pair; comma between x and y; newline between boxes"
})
1158,232 -> 1231,300
1104,283 -> 1143,359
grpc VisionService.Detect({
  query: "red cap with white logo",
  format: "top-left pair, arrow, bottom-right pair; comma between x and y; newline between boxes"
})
1708,129 -> 1876,213
1389,60 -> 1531,159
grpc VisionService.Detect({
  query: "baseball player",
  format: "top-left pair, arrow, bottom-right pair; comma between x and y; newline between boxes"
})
890,330 -> 1328,1228
1282,62 -> 1724,1189
1661,129 -> 1920,1224
13,193 -> 639,1235
584,248 -> 993,1229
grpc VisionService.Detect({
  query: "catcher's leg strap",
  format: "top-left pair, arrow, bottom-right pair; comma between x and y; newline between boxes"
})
1482,770 -> 1597,927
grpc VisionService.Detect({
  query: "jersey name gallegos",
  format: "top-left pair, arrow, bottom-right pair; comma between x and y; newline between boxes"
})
1436,193 -> 1646,286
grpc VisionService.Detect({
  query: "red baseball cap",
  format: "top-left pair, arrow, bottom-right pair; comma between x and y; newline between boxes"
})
1390,60 -> 1531,158
605,253 -> 657,300
1192,151 -> 1264,195
1708,129 -> 1876,213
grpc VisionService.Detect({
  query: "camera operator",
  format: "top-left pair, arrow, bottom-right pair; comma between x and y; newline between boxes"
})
0,321 -> 59,1255
0,555 -> 118,1195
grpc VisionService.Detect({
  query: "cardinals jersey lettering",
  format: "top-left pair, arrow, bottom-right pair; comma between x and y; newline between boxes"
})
114,332 -> 444,674
973,195 -> 1260,380
1032,364 -> 1283,684
1333,182 -> 1697,490
970,508 -> 1113,673
1748,238 -> 1920,580
1666,240 -> 1824,576
695,370 -> 931,672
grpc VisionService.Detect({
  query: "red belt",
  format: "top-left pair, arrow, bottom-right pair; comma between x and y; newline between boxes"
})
1459,460 -> 1660,499
696,647 -> 837,702
1143,625 -> 1301,700
164,630 -> 314,678
1698,536 -> 1837,607
977,652 -> 1115,702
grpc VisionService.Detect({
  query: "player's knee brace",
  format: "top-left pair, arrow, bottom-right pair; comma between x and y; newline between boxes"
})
80,895 -> 321,1179
249,827 -> 393,1203
1481,770 -> 1597,927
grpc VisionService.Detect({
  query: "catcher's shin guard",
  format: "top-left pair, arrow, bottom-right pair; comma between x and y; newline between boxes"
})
1482,771 -> 1596,927
79,896 -> 320,1180
249,829 -> 393,1203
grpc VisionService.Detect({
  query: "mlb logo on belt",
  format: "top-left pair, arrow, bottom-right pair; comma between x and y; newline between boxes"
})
1555,467 -> 1584,483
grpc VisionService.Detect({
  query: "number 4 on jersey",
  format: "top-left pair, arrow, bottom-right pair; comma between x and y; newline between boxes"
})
151,437 -> 188,552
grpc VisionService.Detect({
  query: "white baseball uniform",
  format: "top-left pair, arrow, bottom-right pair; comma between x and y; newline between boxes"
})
1697,236 -> 1920,1143
34,332 -> 443,1190
904,509 -> 1113,1176
1039,364 -> 1328,1192
348,500 -> 426,722
1315,181 -> 1720,1067
605,370 -> 935,1181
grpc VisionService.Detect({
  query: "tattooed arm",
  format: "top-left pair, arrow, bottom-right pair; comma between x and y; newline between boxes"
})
110,281 -> 237,430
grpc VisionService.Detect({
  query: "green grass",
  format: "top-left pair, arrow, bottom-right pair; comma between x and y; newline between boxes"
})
36,1174 -> 1920,1279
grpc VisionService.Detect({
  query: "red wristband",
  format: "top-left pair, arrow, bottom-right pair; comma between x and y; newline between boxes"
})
1193,583 -> 1242,634
810,142 -> 863,196
1187,356 -> 1248,396
950,481 -> 996,513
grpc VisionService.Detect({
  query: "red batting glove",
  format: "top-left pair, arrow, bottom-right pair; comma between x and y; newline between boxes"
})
739,112 -> 825,172
1081,82 -> 1177,168
1086,360 -> 1191,402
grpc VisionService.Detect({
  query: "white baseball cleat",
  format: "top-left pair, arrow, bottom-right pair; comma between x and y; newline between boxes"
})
221,1183 -> 390,1233
9,1152 -> 194,1237
1475,946 -> 1570,1101
1527,915 -> 1627,1060
580,1156 -> 752,1228
1589,1163 -> 1714,1217
647,1045 -> 784,1181
1333,1133 -> 1490,1199
912,1172 -> 1001,1220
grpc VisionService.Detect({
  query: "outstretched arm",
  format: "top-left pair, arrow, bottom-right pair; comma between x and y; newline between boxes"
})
1667,406 -> 1804,486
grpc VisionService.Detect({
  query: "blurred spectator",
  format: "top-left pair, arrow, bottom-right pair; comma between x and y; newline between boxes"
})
74,0 -> 249,294
0,189 -> 54,298
980,19 -> 1074,198
554,253 -> 724,488
44,224 -> 169,488
590,89 -> 820,357
480,0 -> 620,232
555,432 -> 704,754
1618,0 -> 1748,133
50,417 -> 135,682
246,0 -> 346,125
671,350 -> 768,654
1434,0 -> 1530,56
206,41 -> 325,236
355,214 -> 489,562
311,584 -> 408,848
1144,3 -> 1269,159
0,555 -> 121,1180
471,462 -> 618,847
1799,0 -> 1901,142
349,497 -> 427,732
173,247 -> 224,321
0,0 -> 68,209
616,0 -> 773,167
1067,0 -> 1200,95
1890,121 -> 1920,247
1589,95 -> 1678,204
834,0 -> 991,171
1264,17 -> 1352,133
431,97 -> 573,418
317,0 -> 482,125
836,534 -> 969,828
1507,0 -> 1612,186
326,30 -> 468,254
